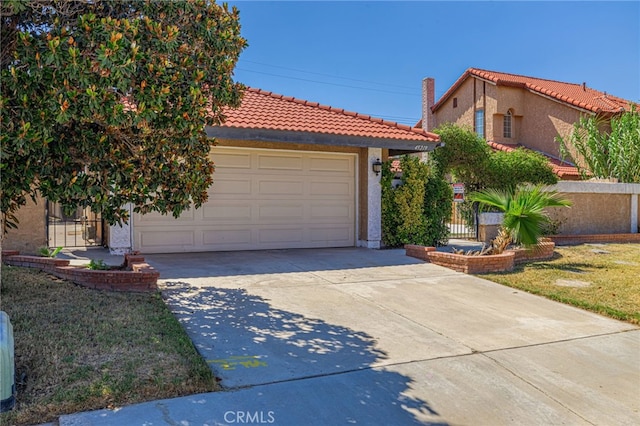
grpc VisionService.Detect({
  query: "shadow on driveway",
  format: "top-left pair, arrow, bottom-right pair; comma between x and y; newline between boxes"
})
162,280 -> 447,425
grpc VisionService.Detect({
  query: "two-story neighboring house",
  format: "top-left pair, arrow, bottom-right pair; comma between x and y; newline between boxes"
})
419,68 -> 637,180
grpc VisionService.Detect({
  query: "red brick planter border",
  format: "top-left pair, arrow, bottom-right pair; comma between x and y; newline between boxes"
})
406,241 -> 556,274
512,241 -> 556,264
426,250 -> 515,274
1,251 -> 158,292
404,245 -> 436,261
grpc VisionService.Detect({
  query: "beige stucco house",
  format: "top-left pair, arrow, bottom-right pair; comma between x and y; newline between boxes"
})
4,87 -> 440,254
418,68 -> 637,180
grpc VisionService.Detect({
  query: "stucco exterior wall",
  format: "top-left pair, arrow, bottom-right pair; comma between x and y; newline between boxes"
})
547,193 -> 630,234
547,182 -> 640,235
2,196 -> 47,254
517,90 -> 583,158
433,78 -> 476,130
481,80 -> 495,141
495,86 -> 525,115
491,86 -> 524,144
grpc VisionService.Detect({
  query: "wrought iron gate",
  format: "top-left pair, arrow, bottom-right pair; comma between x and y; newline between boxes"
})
449,201 -> 478,240
46,201 -> 104,248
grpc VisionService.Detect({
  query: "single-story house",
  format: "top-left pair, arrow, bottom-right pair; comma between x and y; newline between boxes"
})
5,87 -> 440,254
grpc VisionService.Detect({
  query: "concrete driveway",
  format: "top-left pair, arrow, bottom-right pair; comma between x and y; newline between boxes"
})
62,248 -> 639,425
148,249 -> 640,425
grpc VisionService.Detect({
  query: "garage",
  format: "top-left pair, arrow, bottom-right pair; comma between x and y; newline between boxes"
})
100,87 -> 441,255
133,147 -> 356,253
6,87 -> 440,255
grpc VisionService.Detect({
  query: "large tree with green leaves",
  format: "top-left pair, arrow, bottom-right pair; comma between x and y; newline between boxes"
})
558,106 -> 640,183
430,123 -> 558,228
431,123 -> 558,191
1,0 -> 246,230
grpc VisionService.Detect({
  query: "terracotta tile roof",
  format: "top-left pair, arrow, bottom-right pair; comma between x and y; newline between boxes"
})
486,141 -> 581,180
221,87 -> 439,142
433,68 -> 636,114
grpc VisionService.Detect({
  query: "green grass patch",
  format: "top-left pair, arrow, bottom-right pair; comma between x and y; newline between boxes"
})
482,243 -> 640,324
0,266 -> 219,426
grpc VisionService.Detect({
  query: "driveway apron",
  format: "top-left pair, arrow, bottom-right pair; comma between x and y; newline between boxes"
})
62,248 -> 639,425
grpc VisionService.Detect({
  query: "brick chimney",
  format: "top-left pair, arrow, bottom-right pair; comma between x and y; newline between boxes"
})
422,77 -> 435,131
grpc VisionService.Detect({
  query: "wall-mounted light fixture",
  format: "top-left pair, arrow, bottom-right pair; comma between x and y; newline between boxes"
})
372,158 -> 383,176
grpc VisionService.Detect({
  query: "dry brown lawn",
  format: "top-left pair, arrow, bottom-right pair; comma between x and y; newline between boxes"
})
482,243 -> 640,324
0,266 -> 220,426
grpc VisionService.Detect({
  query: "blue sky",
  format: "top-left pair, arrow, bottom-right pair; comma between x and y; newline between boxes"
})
227,1 -> 640,126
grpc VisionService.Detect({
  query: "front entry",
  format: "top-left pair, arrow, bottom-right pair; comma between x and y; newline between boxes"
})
47,201 -> 104,248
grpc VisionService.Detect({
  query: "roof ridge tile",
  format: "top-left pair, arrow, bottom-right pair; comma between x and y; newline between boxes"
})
471,68 -> 580,87
433,68 -> 636,115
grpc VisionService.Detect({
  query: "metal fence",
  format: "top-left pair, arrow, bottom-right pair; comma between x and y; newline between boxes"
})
448,201 -> 478,240
47,201 -> 104,248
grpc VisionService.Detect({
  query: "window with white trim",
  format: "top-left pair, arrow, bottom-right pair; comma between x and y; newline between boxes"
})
475,109 -> 484,139
503,110 -> 512,138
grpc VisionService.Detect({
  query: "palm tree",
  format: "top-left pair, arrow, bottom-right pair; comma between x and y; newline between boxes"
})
470,185 -> 572,254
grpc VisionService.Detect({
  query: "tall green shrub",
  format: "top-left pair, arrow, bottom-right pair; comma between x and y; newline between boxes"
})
431,123 -> 558,227
558,105 -> 640,183
431,123 -> 492,190
381,165 -> 401,246
487,149 -> 558,189
423,174 -> 453,246
381,156 -> 451,247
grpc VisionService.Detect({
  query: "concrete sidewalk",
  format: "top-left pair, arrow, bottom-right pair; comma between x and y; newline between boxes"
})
57,247 -> 124,267
60,248 -> 639,425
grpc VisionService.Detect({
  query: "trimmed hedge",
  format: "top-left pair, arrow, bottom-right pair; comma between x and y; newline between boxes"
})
381,156 -> 452,247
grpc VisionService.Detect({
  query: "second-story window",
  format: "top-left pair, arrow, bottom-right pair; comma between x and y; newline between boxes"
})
475,109 -> 484,139
503,110 -> 512,138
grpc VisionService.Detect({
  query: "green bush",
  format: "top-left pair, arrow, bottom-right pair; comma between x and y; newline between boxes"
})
487,149 -> 558,189
87,259 -> 110,270
381,156 -> 452,247
431,123 -> 492,189
37,246 -> 63,258
423,173 -> 452,246
433,123 -> 558,191
558,105 -> 640,183
430,124 -> 558,227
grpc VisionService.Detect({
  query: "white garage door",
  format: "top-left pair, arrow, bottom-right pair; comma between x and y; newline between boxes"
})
133,147 -> 356,253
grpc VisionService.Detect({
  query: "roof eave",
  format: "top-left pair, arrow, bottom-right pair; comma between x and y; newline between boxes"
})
206,126 -> 441,152
529,89 -> 599,115
431,68 -> 510,112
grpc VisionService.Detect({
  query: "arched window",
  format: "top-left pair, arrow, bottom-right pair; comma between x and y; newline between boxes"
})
503,110 -> 512,138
